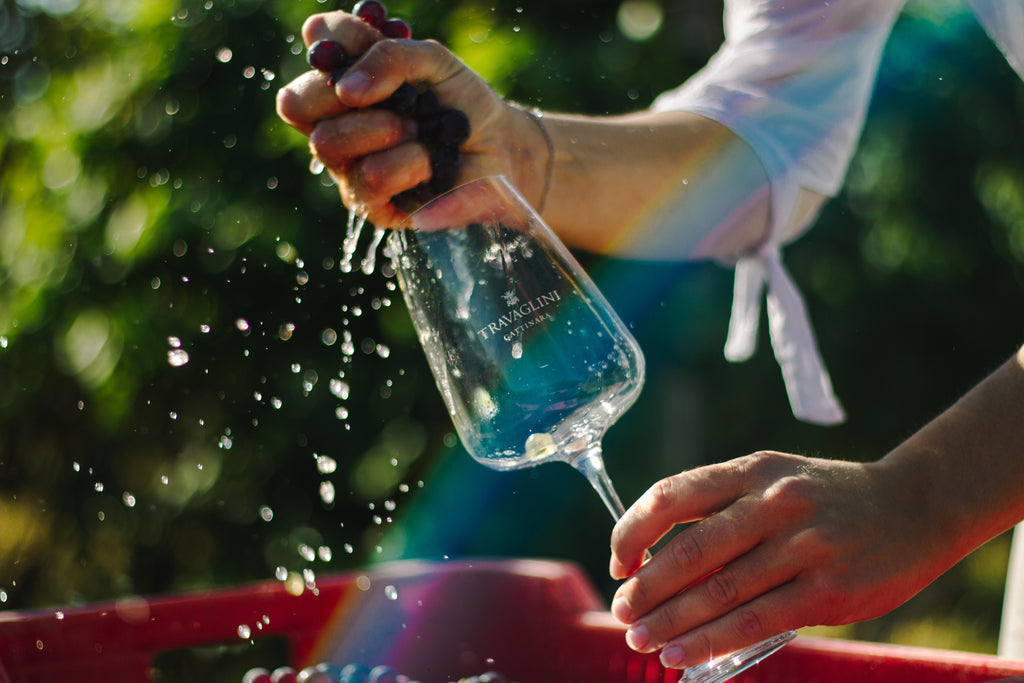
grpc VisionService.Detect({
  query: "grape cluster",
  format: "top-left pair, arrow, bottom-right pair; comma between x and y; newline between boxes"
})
241,661 -> 513,683
306,0 -> 471,214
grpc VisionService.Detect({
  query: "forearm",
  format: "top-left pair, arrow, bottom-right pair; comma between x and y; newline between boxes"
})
879,345 -> 1024,566
536,110 -> 774,261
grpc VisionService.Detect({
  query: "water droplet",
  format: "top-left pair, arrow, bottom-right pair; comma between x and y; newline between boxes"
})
94,482 -> 104,492
318,546 -> 332,562
235,318 -> 250,333
321,328 -> 337,346
275,566 -> 288,581
122,492 -> 136,508
284,572 -> 304,596
329,379 -> 350,400
335,406 -> 349,420
237,624 -> 251,639
167,348 -> 190,367
316,455 -> 337,474
384,585 -> 398,600
344,543 -> 354,554
259,506 -> 273,522
511,342 -> 523,359
319,481 -> 335,505
298,544 -> 316,562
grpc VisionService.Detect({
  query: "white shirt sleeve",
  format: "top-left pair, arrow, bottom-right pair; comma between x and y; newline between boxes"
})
652,0 -> 903,424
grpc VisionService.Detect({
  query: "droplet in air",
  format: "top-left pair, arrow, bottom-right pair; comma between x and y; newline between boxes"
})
319,481 -> 336,505
316,455 -> 337,474
384,585 -> 398,601
167,348 -> 190,367
329,379 -> 350,400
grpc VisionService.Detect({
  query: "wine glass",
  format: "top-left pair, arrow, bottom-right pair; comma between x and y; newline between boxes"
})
385,175 -> 794,682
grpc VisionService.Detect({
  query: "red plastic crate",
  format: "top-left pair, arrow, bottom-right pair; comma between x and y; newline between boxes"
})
1,558 -> 1023,683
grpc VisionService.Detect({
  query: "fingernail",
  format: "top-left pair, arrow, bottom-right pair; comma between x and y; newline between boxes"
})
660,644 -> 685,669
339,70 -> 372,97
625,623 -> 649,651
609,556 -> 626,579
610,595 -> 631,622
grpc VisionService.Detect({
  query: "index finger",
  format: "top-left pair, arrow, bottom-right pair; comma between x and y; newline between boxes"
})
302,11 -> 382,53
610,462 -> 750,579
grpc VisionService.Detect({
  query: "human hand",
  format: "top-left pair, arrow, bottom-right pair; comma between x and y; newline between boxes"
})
276,10 -> 549,227
608,450 -> 953,669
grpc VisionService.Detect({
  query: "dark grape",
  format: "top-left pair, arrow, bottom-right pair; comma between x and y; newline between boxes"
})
435,109 -> 471,147
381,18 -> 412,39
353,0 -> 387,29
429,145 -> 461,194
416,112 -> 443,144
379,83 -> 418,116
391,183 -> 436,213
307,40 -> 350,72
413,90 -> 440,120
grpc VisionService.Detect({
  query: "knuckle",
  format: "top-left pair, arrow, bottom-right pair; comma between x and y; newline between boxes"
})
667,532 -> 703,574
301,14 -> 328,43
689,630 -> 715,662
733,608 -> 767,640
703,569 -> 739,608
275,87 -> 301,124
647,603 -> 686,648
645,476 -> 682,515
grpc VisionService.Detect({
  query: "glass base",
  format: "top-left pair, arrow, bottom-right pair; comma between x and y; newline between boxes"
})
678,630 -> 797,683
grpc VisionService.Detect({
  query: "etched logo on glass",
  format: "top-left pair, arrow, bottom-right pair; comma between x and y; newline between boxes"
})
476,288 -> 561,341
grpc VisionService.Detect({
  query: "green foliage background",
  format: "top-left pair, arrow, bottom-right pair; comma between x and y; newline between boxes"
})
2,0 -> 1023,675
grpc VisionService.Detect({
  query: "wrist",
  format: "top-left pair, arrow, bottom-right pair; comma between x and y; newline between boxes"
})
505,102 -> 554,215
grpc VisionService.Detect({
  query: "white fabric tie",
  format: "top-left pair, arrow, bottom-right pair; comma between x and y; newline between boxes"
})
725,245 -> 845,425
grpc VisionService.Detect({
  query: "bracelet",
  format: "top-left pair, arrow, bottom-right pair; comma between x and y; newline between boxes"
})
512,102 -> 554,215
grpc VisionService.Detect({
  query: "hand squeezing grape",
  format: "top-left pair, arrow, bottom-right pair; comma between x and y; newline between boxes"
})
306,0 -> 471,214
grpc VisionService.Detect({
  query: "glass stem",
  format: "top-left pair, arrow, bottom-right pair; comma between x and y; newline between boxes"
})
571,446 -> 628,522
